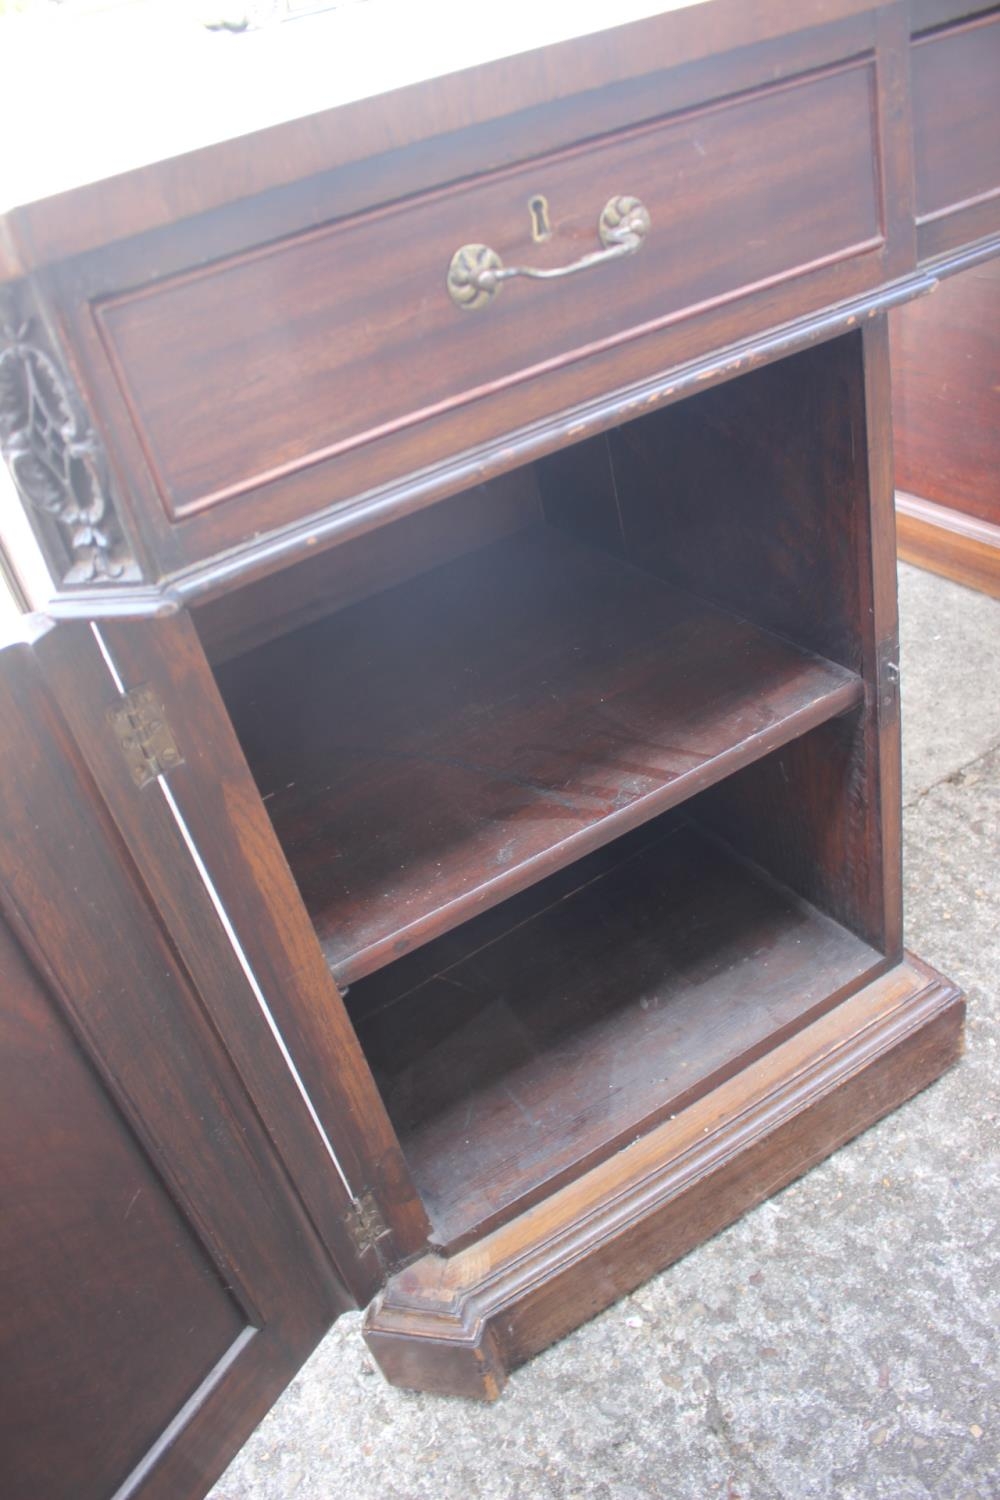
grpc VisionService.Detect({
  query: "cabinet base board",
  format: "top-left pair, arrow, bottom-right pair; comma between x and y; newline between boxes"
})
896,491 -> 1000,599
364,954 -> 963,1399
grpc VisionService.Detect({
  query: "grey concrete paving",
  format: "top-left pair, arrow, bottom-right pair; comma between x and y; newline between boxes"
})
210,566 -> 1000,1500
898,562 -> 1000,807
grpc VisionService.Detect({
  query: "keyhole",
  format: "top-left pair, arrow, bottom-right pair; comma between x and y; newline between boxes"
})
529,194 -> 552,243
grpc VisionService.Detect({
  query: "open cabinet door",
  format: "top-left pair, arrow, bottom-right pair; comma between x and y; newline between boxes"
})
30,605 -> 429,1278
0,622 -> 364,1500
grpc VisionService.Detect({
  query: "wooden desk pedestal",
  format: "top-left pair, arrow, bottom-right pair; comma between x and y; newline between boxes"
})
0,1 -> 994,1494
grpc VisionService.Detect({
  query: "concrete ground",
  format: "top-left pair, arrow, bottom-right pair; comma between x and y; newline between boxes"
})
210,563 -> 1000,1500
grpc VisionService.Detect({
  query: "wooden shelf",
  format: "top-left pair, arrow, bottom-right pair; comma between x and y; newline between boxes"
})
352,823 -> 885,1250
217,525 -> 863,985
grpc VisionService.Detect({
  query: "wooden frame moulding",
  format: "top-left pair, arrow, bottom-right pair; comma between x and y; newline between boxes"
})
365,954 -> 964,1399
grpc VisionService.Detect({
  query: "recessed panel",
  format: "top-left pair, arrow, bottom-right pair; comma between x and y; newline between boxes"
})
911,13 -> 1000,258
97,58 -> 882,553
0,921 -> 247,1500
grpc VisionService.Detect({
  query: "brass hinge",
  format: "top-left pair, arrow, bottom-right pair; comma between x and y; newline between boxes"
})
108,684 -> 183,788
342,1190 -> 391,1261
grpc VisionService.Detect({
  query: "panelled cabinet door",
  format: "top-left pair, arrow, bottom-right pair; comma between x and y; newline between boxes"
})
0,628 -> 355,1500
30,607 -> 431,1279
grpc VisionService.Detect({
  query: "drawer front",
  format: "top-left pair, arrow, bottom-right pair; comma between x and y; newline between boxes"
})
96,52 -> 892,571
910,9 -> 1000,261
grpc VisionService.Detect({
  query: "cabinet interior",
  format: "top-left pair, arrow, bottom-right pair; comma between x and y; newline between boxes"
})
195,332 -> 890,1250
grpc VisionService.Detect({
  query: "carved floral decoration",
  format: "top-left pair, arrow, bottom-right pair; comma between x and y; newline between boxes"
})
0,299 -> 134,585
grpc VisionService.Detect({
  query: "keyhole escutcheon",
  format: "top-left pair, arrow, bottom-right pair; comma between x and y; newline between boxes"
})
529,194 -> 552,243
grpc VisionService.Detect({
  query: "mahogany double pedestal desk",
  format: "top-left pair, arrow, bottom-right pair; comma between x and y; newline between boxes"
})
1,2 -> 997,1496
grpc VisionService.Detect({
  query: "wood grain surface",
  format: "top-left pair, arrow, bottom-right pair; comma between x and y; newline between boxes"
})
96,58 -> 880,526
365,953 -> 964,1397
892,260 -> 1000,526
353,822 -> 883,1249
0,636 -> 347,1500
910,9 -> 1000,259
217,524 -> 862,984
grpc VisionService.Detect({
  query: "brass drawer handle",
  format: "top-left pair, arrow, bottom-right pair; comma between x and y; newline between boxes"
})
447,195 -> 651,311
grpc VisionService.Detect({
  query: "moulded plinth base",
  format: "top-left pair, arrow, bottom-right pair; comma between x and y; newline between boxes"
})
363,953 -> 964,1399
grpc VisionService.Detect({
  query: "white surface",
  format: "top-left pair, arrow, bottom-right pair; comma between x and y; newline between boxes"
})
0,467 -> 53,627
0,0 -> 706,212
0,1 -> 698,616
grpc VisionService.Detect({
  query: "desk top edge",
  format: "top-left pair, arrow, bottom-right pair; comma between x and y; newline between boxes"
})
0,0 -> 966,282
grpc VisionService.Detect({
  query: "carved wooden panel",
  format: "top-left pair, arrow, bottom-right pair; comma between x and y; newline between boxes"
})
0,284 -> 138,587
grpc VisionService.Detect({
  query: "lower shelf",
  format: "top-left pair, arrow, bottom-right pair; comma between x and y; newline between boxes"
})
352,822 -> 884,1250
364,954 -> 964,1400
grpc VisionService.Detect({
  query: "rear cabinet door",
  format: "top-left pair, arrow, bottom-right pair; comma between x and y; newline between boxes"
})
0,630 -> 354,1500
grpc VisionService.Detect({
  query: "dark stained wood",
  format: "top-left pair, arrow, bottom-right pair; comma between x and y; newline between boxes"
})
0,0 -> 978,1437
893,263 -> 1000,526
65,273 -> 938,608
33,613 -> 427,1292
0,0 -> 889,281
194,466 -> 541,663
343,818 -> 684,1024
892,254 -> 1000,594
0,277 -> 143,591
907,0 -> 998,30
714,325 -> 902,946
69,609 -> 431,1271
536,434 -> 626,559
874,1 -> 919,279
216,523 -> 863,985
910,10 -> 1000,261
858,315 -> 905,956
4,1 -> 996,599
0,634 -> 348,1499
601,327 -> 902,955
94,56 -> 882,542
365,954 -> 965,1398
0,914 -> 244,1500
23,2 -> 925,597
605,337 -> 868,669
353,822 -> 884,1250
696,713 -> 882,944
896,492 -> 1000,597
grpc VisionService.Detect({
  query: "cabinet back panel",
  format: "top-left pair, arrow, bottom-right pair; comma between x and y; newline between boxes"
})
609,335 -> 868,671
194,465 -> 540,664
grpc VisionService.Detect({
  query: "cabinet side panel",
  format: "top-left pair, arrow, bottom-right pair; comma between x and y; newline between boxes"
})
891,260 -> 1000,527
605,329 -> 900,952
